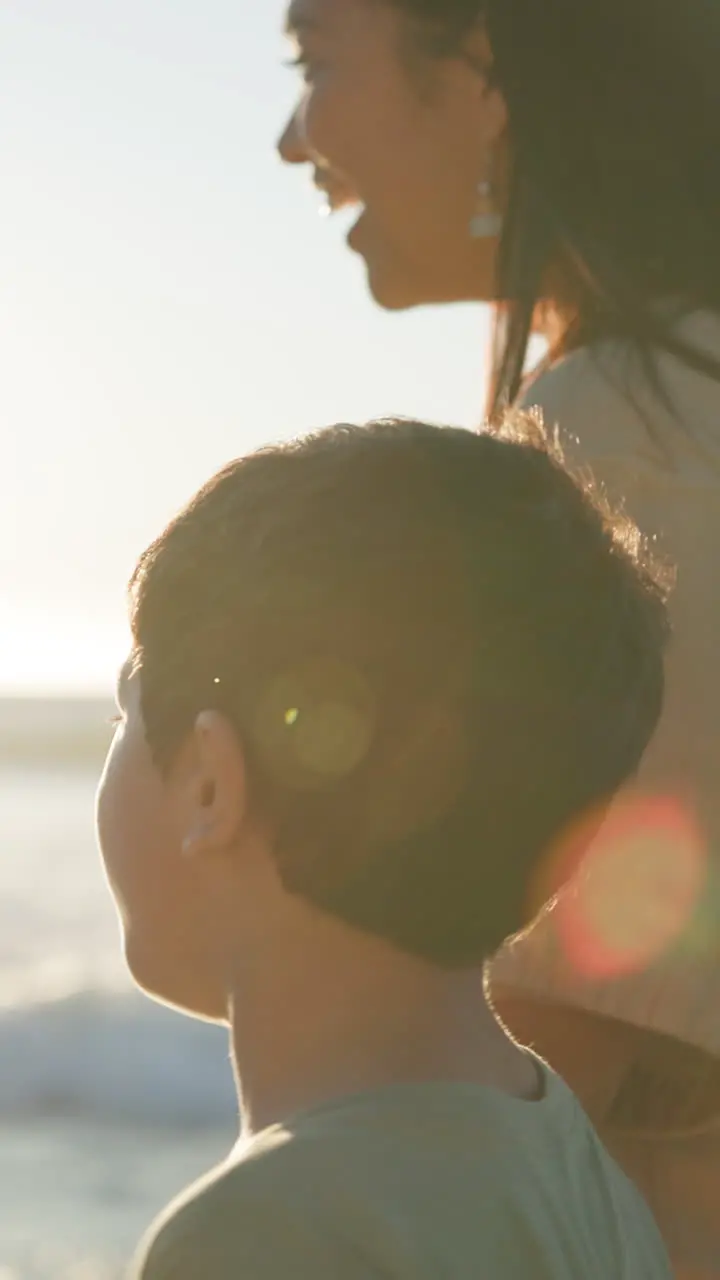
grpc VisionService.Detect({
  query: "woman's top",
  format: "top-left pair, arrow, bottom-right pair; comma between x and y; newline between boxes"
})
491,310 -> 720,1062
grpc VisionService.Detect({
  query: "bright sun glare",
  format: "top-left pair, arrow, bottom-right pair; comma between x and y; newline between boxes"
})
0,605 -> 128,696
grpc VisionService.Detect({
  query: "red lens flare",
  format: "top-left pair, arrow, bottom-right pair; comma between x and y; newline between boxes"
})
537,796 -> 707,979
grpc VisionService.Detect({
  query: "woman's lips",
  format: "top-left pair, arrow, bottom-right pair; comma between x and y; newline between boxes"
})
312,176 -> 366,248
316,186 -> 361,217
315,189 -> 367,249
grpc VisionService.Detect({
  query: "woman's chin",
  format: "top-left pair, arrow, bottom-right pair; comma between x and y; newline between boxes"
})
364,261 -> 430,312
362,251 -> 493,311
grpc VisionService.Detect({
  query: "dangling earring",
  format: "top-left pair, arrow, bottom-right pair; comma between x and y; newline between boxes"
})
469,172 -> 503,240
181,821 -> 213,858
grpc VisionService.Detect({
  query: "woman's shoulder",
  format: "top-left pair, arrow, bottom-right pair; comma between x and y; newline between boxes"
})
518,311 -> 720,475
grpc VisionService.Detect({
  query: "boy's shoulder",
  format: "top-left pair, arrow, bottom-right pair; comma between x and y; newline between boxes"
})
130,1079 -> 672,1280
130,1122 -> 356,1280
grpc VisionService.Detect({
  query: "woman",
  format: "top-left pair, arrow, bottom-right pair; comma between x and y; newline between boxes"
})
279,0 -> 720,1274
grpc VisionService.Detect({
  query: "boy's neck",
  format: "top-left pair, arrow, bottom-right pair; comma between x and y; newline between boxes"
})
227,919 -> 542,1137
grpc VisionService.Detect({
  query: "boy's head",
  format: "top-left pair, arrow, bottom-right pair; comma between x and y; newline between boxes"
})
97,416 -> 669,1019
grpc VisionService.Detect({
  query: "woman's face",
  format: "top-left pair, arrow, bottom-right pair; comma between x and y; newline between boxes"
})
278,0 -> 507,309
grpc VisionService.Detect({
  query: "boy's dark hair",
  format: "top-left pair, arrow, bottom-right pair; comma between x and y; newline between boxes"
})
130,415 -> 670,967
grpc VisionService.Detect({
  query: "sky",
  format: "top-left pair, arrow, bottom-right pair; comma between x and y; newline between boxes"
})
0,0 -> 490,695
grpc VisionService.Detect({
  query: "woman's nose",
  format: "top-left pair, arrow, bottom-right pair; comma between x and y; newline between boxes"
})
277,111 -> 308,166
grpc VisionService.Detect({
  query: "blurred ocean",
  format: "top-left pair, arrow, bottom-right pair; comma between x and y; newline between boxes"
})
0,701 -> 237,1278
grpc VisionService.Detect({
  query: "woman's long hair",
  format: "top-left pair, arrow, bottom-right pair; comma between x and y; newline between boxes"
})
396,0 -> 720,416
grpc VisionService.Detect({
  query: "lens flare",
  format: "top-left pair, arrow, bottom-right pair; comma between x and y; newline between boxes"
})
538,796 -> 707,979
253,659 -> 376,790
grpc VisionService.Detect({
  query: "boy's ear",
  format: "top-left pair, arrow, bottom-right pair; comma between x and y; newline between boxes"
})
172,711 -> 249,859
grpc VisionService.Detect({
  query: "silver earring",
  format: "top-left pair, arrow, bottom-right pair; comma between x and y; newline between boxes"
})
181,823 -> 212,858
469,178 -> 503,240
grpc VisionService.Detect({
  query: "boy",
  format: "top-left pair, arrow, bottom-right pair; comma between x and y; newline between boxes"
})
97,415 -> 672,1278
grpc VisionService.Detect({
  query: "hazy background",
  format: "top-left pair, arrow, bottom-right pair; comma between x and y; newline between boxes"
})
0,4 -> 489,1275
0,10 -> 703,1276
0,0 -> 489,697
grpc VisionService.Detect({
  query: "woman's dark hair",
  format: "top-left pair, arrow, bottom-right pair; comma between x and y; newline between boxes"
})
392,0 -> 720,414
130,416 -> 669,969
